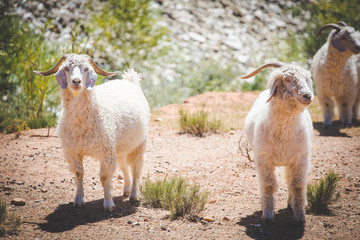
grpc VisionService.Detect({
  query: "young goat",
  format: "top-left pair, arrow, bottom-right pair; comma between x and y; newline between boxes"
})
34,54 -> 150,211
242,62 -> 313,224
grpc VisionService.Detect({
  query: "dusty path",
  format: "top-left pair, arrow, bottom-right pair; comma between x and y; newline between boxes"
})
1,92 -> 359,239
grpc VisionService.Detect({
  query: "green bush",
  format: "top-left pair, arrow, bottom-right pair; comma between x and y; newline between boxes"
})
0,1 -> 61,132
179,105 -> 222,137
141,176 -> 208,220
89,0 -> 168,69
307,170 -> 340,214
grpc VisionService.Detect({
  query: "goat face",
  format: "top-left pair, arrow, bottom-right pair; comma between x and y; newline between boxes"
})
268,65 -> 313,106
33,54 -> 118,95
330,27 -> 360,54
55,55 -> 98,95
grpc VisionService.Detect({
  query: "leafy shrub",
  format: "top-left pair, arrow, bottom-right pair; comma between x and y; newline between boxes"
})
179,105 -> 222,137
0,199 -> 21,236
141,176 -> 208,220
0,1 -> 61,132
307,170 -> 340,214
89,0 -> 168,69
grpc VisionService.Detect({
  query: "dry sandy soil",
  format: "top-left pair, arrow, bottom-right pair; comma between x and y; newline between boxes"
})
1,92 -> 359,240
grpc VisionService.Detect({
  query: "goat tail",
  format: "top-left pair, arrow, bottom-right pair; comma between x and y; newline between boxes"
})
122,68 -> 142,86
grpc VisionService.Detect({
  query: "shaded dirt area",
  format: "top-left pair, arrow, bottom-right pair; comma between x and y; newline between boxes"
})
1,92 -> 359,239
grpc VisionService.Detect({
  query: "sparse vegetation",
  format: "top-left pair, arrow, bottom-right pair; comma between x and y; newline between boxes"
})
307,170 -> 341,214
179,105 -> 222,137
0,199 -> 21,236
141,176 -> 208,220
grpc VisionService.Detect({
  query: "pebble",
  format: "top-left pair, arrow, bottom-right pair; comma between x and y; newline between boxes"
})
11,198 -> 26,206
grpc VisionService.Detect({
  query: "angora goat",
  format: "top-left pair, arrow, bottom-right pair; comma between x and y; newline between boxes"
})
311,22 -> 360,125
34,54 -> 150,211
242,62 -> 313,223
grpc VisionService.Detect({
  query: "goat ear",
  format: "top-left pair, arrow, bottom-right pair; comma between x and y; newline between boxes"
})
266,80 -> 278,103
86,68 -> 98,88
55,68 -> 68,89
331,37 -> 346,52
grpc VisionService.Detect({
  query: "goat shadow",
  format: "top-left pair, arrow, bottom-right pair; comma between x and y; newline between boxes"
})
237,209 -> 305,240
313,120 -> 360,137
37,196 -> 137,233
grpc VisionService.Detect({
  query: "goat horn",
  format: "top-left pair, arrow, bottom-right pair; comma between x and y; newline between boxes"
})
316,23 -> 341,38
241,63 -> 283,79
84,55 -> 119,77
337,21 -> 347,27
33,54 -> 68,76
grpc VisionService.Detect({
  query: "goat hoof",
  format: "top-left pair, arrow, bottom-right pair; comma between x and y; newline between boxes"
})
129,196 -> 139,202
103,199 -> 115,212
73,202 -> 84,208
73,196 -> 84,208
294,212 -> 305,225
262,210 -> 274,223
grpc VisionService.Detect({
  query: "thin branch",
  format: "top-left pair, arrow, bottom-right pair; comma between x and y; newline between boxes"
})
238,134 -> 253,162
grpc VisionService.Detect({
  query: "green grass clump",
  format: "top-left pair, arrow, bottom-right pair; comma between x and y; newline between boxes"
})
141,176 -> 208,220
0,199 -> 21,236
179,105 -> 222,137
307,170 -> 340,214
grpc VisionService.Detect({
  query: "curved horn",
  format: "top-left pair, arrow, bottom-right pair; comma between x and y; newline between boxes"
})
84,55 -> 119,77
33,54 -> 68,76
337,21 -> 347,27
241,62 -> 283,79
316,23 -> 341,38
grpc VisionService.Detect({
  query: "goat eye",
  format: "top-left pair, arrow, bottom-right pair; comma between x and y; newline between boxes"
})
64,66 -> 69,71
84,67 -> 89,71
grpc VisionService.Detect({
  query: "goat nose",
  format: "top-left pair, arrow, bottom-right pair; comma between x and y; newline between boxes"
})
303,93 -> 312,100
72,78 -> 81,84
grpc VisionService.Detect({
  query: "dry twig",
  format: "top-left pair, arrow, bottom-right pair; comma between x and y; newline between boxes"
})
238,135 -> 253,162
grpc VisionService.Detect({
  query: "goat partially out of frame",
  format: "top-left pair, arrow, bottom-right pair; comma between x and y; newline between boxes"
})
311,22 -> 360,126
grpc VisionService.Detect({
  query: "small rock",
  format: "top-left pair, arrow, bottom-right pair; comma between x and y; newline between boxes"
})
40,188 -> 48,193
160,224 -> 167,231
203,216 -> 215,222
229,130 -> 235,135
223,216 -> 230,221
154,118 -> 163,122
208,199 -> 217,204
11,198 -> 26,206
132,222 -> 140,226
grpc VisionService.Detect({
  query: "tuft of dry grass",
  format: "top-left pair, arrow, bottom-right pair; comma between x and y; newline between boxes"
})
307,170 -> 340,214
0,199 -> 21,237
179,104 -> 222,137
141,175 -> 208,220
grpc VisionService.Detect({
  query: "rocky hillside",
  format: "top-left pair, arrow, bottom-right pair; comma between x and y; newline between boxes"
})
14,0 -> 303,72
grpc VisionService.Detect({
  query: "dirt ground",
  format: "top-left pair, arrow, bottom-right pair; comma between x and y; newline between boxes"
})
1,92 -> 359,240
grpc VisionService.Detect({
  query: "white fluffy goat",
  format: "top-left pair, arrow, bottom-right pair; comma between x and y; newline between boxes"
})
242,62 -> 313,224
311,22 -> 360,125
34,54 -> 150,211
